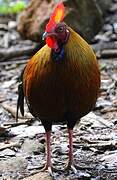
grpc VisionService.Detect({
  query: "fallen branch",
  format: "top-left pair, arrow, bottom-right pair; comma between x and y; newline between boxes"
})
74,140 -> 116,150
0,45 -> 38,62
100,49 -> 117,58
0,142 -> 21,151
3,119 -> 34,128
92,42 -> 117,52
0,57 -> 29,66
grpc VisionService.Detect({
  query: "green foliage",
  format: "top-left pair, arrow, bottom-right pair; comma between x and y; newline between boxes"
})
0,1 -> 26,15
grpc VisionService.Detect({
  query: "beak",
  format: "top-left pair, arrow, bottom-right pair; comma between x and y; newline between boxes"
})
42,32 -> 48,40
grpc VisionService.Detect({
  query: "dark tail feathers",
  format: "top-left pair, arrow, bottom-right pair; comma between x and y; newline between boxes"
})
16,68 -> 25,122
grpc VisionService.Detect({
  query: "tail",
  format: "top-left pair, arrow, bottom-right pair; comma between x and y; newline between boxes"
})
16,67 -> 25,122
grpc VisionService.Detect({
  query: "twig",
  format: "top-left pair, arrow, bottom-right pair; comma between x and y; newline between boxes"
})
101,107 -> 117,114
0,142 -> 21,151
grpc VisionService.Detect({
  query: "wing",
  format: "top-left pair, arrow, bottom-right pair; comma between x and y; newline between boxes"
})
16,67 -> 25,122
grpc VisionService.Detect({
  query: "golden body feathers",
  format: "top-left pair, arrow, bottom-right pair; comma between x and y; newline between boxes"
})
23,27 -> 100,125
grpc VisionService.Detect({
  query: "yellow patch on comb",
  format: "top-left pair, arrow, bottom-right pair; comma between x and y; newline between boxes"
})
55,9 -> 63,23
46,2 -> 65,32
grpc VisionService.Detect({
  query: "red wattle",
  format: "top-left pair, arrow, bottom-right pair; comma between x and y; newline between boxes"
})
46,37 -> 55,48
46,37 -> 59,52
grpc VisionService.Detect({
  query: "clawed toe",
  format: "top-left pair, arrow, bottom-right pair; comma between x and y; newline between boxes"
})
47,166 -> 53,176
71,164 -> 77,174
64,163 -> 77,174
38,165 -> 58,176
39,165 -> 52,176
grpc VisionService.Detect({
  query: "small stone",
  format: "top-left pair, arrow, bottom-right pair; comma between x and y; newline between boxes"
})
21,138 -> 45,155
103,24 -> 113,32
8,21 -> 17,30
109,4 -> 117,13
0,148 -> 16,157
79,170 -> 91,178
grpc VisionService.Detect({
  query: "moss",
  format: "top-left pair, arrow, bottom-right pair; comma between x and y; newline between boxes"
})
0,1 -> 26,15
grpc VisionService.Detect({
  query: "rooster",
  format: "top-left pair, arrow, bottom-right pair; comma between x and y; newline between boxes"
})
16,2 -> 100,174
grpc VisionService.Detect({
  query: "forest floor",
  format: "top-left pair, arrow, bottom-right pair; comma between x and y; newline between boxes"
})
0,3 -> 117,180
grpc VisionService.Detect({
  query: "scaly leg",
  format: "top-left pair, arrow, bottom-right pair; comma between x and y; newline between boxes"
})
64,128 -> 77,174
45,131 -> 52,169
40,131 -> 53,175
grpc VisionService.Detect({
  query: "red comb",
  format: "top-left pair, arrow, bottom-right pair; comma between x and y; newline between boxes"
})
46,2 -> 65,32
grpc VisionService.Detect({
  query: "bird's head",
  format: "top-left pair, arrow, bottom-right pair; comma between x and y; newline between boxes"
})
43,2 -> 70,53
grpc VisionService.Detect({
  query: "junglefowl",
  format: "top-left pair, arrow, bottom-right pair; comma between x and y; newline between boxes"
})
16,2 -> 100,174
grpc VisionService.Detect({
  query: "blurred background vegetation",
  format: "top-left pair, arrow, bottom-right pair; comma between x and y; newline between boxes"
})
0,0 -> 28,15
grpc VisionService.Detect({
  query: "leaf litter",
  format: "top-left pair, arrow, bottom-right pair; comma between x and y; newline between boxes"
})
0,3 -> 117,180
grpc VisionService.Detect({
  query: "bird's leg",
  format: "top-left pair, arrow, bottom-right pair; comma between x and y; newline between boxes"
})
40,131 -> 53,175
45,131 -> 52,168
68,128 -> 73,165
64,128 -> 77,174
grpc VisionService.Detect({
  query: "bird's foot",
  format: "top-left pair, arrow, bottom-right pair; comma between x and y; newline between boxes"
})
64,162 -> 77,174
38,164 -> 57,176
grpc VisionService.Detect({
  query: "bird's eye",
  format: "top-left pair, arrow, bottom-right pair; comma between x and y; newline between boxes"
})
57,26 -> 64,33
